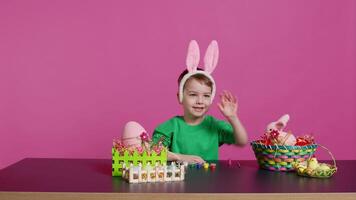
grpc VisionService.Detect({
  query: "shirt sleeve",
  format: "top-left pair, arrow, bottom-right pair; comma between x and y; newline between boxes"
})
215,119 -> 236,145
152,119 -> 175,148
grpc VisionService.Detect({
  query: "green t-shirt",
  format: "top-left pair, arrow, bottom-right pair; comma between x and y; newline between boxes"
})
152,115 -> 235,161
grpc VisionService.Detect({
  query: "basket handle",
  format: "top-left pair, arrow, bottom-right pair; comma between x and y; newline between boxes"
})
315,144 -> 337,167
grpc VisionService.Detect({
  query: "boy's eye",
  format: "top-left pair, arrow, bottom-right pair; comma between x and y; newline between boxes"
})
189,94 -> 197,96
204,95 -> 211,98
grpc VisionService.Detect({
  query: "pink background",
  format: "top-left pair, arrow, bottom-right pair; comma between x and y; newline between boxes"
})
1,0 -> 355,169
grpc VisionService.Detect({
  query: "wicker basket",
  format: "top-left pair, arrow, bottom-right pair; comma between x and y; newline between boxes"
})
294,144 -> 337,178
251,141 -> 317,171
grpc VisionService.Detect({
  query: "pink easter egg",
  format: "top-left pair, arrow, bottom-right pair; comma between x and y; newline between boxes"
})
121,121 -> 147,148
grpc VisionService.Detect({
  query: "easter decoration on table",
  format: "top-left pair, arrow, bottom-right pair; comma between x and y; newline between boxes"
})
251,114 -> 337,178
112,121 -> 187,183
112,122 -> 167,176
121,161 -> 186,183
251,114 -> 317,171
293,145 -> 337,178
265,114 -> 296,146
189,162 -> 217,171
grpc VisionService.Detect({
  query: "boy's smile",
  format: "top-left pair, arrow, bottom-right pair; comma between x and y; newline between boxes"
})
181,78 -> 212,123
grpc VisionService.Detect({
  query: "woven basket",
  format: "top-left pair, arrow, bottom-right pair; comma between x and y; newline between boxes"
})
251,141 -> 317,171
294,144 -> 337,178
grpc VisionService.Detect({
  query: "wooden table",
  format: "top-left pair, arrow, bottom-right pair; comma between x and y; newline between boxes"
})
0,158 -> 355,200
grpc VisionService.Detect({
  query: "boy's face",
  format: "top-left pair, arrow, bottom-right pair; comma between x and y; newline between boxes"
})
181,78 -> 212,119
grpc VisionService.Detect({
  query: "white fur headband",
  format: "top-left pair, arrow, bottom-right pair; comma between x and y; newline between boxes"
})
179,40 -> 219,103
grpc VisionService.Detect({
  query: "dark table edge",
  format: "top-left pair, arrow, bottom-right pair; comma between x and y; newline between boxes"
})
1,191 -> 356,200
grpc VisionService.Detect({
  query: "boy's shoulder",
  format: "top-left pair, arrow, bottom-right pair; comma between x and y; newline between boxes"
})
155,116 -> 182,129
205,115 -> 222,123
158,115 -> 218,124
154,115 -> 224,130
205,115 -> 231,128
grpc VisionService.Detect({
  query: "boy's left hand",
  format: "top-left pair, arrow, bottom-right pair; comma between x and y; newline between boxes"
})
217,90 -> 238,119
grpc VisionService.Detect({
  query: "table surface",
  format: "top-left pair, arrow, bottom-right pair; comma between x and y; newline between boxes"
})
0,158 -> 355,193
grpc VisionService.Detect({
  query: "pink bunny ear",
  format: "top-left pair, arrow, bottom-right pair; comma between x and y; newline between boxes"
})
276,114 -> 290,130
186,40 -> 200,72
278,114 -> 290,125
204,40 -> 219,74
275,122 -> 285,131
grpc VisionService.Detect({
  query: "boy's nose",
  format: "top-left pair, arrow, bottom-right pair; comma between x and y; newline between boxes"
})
196,96 -> 204,104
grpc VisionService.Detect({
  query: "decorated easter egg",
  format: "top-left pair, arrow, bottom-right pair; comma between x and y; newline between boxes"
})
121,121 -> 146,148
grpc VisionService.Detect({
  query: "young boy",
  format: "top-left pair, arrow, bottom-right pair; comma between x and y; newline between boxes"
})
152,40 -> 248,164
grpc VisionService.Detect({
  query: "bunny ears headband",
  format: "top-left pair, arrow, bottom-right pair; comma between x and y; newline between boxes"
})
179,40 -> 219,103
